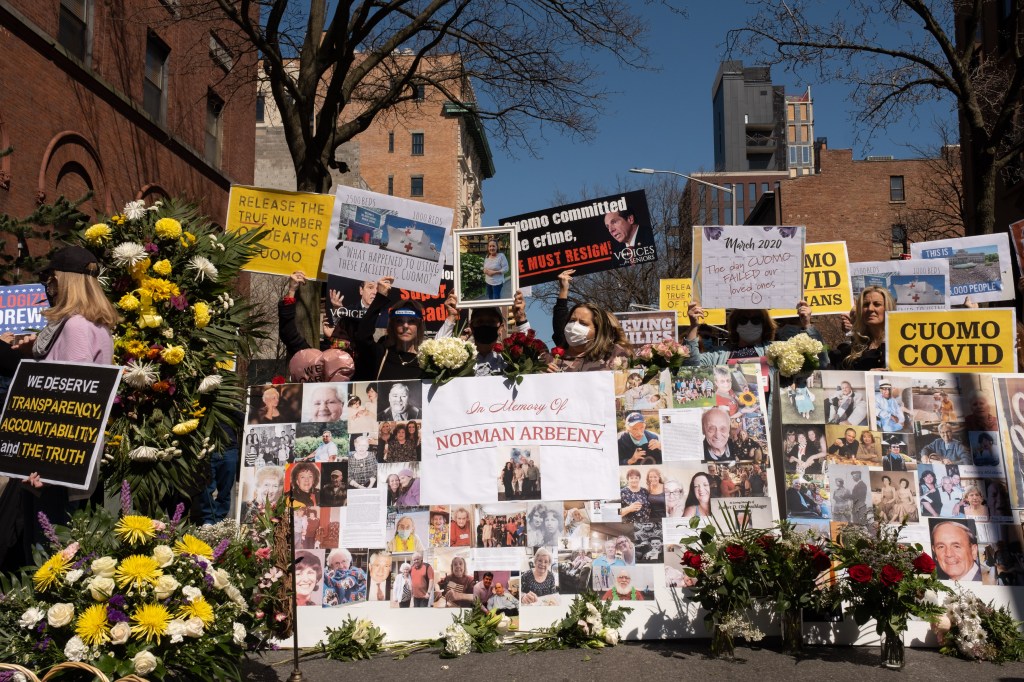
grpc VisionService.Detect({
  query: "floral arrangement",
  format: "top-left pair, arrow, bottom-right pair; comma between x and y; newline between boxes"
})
417,337 -> 478,385
630,339 -> 690,383
510,591 -> 629,651
495,329 -> 552,384
0,484 -> 267,681
75,199 -> 266,513
386,603 -> 510,658
317,616 -> 387,661
934,589 -> 1024,663
830,524 -> 947,644
765,333 -> 824,378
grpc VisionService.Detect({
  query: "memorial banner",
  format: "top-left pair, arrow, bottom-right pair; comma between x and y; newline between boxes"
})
885,309 -> 1017,374
659,278 -> 725,327
323,187 -> 453,295
910,233 -> 1014,304
770,241 -> 852,317
500,190 -> 656,288
226,185 -> 335,277
0,361 -> 121,489
849,259 -> 950,311
0,283 -> 48,334
613,311 -> 677,350
692,225 -> 805,309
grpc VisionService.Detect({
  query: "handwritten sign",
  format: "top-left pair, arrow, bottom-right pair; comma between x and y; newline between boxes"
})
770,241 -> 852,317
659,279 -> 725,326
910,233 -> 1014,304
0,284 -> 48,334
225,185 -> 334,278
693,225 -> 805,309
886,308 -> 1017,373
613,311 -> 677,350
0,361 -> 122,489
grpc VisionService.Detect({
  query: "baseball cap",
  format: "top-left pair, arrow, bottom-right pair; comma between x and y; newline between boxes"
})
40,246 -> 99,279
626,412 -> 645,426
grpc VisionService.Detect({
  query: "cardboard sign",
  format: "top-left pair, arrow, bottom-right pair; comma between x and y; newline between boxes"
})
910,233 -> 1014,304
0,284 -> 48,334
0,361 -> 122,489
770,241 -> 852,317
659,279 -> 726,327
323,187 -> 454,296
885,308 -> 1017,373
500,190 -> 656,287
692,225 -> 805,309
850,259 -> 950,311
225,185 -> 335,278
613,311 -> 678,349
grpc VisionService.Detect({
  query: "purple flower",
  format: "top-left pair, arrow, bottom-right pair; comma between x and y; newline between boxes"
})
171,502 -> 186,527
120,480 -> 132,515
36,622 -> 46,633
106,607 -> 129,623
144,242 -> 159,254
108,594 -> 126,609
213,538 -> 231,561
35,636 -> 52,651
169,294 -> 188,311
204,573 -> 215,587
37,512 -> 60,546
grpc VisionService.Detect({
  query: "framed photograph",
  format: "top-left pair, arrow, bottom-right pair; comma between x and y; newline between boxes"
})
453,227 -> 518,308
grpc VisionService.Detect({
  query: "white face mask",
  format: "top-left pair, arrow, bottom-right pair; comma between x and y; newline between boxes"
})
398,529 -> 412,540
736,322 -> 763,343
564,321 -> 591,347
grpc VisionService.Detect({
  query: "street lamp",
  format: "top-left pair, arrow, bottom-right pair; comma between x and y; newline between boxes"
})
629,167 -> 737,226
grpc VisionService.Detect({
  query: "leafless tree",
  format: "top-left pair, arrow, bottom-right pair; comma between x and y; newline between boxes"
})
730,0 -> 1023,235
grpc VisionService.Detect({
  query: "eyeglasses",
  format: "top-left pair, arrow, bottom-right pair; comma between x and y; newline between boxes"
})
733,313 -> 762,325
665,490 -> 683,496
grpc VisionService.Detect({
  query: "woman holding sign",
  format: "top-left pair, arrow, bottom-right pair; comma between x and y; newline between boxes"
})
831,286 -> 895,370
549,270 -> 631,372
355,277 -> 426,382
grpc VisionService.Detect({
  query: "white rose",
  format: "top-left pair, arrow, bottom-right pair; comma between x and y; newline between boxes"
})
91,556 -> 117,579
496,616 -> 511,636
132,651 -> 158,675
210,568 -> 230,590
601,627 -> 620,646
166,618 -> 187,644
47,603 -> 75,628
184,617 -> 205,638
153,575 -> 180,600
64,635 -> 89,662
88,576 -> 115,602
224,584 -> 246,608
109,622 -> 131,645
65,569 -> 84,585
152,545 -> 175,568
18,607 -> 45,629
233,622 -> 246,645
182,585 -> 202,602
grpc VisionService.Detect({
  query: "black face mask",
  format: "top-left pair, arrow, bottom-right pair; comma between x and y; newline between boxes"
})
471,325 -> 500,344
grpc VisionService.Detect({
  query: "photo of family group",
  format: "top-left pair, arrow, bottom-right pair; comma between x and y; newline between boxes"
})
496,447 -> 542,501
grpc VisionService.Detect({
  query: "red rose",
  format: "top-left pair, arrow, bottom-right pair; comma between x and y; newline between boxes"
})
724,544 -> 748,562
531,340 -> 547,353
551,347 -> 566,358
912,552 -> 936,574
848,564 -> 873,583
510,347 -> 523,359
810,551 -> 832,573
527,328 -> 536,339
492,342 -> 504,353
271,375 -> 286,385
755,535 -> 776,550
682,550 -> 703,570
880,564 -> 903,586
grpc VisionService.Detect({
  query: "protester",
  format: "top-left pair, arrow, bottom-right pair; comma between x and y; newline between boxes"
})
439,291 -> 543,375
278,271 -> 356,373
684,300 -> 823,365
831,286 -> 895,370
549,269 -> 631,371
354,276 -> 426,381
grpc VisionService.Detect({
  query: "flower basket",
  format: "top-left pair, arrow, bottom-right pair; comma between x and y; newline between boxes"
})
40,662 -> 111,682
0,663 -> 42,682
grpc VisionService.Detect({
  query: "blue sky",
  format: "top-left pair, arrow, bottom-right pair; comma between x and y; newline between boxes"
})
482,3 -> 953,222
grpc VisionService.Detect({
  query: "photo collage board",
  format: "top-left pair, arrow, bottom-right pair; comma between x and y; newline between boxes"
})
236,366 -> 781,644
780,369 -> 1023,588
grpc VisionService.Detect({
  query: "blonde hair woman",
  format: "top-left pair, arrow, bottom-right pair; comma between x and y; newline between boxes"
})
833,286 -> 895,370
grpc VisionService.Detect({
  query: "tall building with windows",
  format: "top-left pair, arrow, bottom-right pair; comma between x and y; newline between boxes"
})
785,87 -> 815,177
712,61 -> 787,172
0,0 -> 256,230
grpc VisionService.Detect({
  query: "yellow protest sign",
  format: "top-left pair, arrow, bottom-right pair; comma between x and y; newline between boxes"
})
771,241 -> 852,317
886,308 -> 1017,373
659,278 -> 726,326
225,185 -> 334,278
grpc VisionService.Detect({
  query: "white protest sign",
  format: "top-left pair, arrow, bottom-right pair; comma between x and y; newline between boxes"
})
692,225 -> 805,309
322,187 -> 453,295
420,373 -> 619,505
910,233 -> 1015,304
849,259 -> 951,311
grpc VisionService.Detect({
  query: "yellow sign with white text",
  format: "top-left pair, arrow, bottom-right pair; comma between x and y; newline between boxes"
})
660,278 -> 726,326
225,185 -> 334,278
886,308 -> 1017,373
771,241 -> 852,317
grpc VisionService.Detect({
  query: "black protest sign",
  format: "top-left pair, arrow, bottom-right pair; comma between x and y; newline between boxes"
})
326,266 -> 456,335
0,361 -> 122,489
500,190 -> 657,287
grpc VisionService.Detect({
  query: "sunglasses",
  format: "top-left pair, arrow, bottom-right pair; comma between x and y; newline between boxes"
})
733,313 -> 763,325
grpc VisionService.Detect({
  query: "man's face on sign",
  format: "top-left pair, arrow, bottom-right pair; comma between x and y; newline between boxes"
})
390,385 -> 409,414
359,280 -> 377,307
604,211 -> 636,243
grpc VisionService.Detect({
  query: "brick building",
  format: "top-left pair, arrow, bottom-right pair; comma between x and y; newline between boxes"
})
0,0 -> 256,234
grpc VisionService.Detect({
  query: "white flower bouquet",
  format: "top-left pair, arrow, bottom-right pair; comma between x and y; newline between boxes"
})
765,333 -> 825,377
417,337 -> 477,385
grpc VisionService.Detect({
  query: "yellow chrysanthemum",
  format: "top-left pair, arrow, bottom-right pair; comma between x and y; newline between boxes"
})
176,596 -> 215,625
160,345 -> 185,365
123,340 -> 149,357
129,258 -> 151,281
115,555 -> 162,590
33,553 -> 71,592
171,419 -> 199,435
76,603 -> 110,646
84,223 -> 112,245
138,276 -> 180,302
154,218 -> 183,239
173,534 -> 213,559
117,293 -> 141,312
180,231 -> 197,248
152,259 -> 172,276
130,603 -> 171,643
192,302 -> 211,329
111,214 -> 126,226
115,515 -> 157,545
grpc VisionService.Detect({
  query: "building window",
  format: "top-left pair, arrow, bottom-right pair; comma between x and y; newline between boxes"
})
205,93 -> 223,166
387,175 -> 394,196
209,33 -> 233,72
388,131 -> 394,153
801,146 -> 811,164
410,175 -> 423,197
255,94 -> 265,123
891,224 -> 908,258
412,84 -> 426,101
411,132 -> 424,156
58,0 -> 90,62
889,175 -> 905,202
144,34 -> 170,123
788,146 -> 798,164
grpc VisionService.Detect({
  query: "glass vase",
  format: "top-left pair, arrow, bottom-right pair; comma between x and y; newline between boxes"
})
880,624 -> 905,669
710,622 -> 735,659
780,607 -> 803,655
